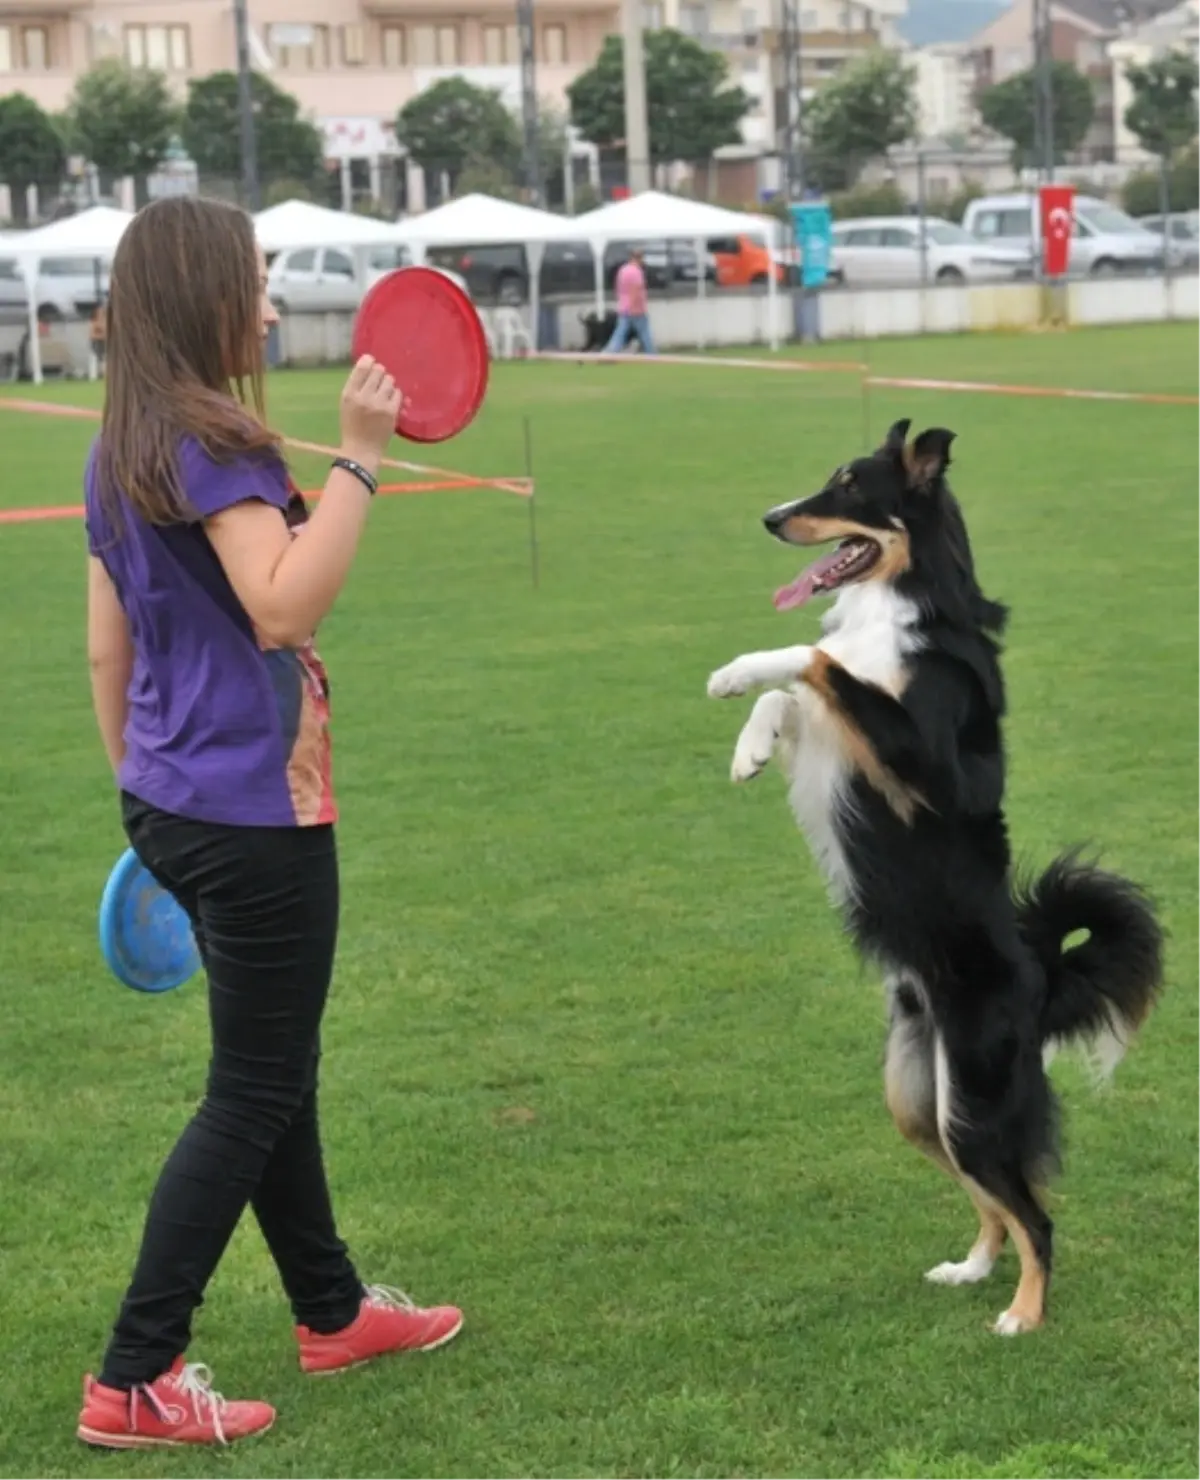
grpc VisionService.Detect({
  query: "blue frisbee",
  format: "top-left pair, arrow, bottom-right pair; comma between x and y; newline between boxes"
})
99,847 -> 201,994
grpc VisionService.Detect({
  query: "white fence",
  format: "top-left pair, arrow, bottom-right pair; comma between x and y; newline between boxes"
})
8,275 -> 1192,383
270,275 -> 1197,369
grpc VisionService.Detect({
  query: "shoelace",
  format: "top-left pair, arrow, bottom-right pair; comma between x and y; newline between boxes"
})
364,1284 -> 418,1313
136,1362 -> 229,1445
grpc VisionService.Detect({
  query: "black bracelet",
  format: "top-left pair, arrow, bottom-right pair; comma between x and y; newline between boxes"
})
332,456 -> 377,495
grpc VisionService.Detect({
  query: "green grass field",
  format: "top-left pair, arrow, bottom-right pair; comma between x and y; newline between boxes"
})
0,323 -> 1196,1480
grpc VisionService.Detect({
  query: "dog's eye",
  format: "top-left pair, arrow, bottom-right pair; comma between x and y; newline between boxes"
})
838,469 -> 854,488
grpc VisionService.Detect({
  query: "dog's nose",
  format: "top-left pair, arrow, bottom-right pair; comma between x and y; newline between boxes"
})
763,506 -> 788,535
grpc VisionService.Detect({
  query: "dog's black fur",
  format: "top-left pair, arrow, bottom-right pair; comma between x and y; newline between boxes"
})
734,419 -> 1164,1330
579,310 -> 645,353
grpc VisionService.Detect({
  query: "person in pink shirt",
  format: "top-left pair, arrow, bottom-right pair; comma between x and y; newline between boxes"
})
604,248 -> 656,354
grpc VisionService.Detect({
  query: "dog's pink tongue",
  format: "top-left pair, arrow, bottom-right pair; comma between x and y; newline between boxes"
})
773,549 -> 845,611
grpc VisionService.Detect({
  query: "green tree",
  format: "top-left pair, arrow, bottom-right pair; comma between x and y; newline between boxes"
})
803,49 -> 918,190
67,59 -> 177,181
978,62 -> 1094,168
1123,50 -> 1198,158
396,77 -> 521,193
1122,139 -> 1200,214
182,71 -> 323,191
0,93 -> 66,222
566,29 -> 750,165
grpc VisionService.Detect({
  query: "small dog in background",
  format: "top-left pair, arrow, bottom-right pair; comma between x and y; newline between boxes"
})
578,310 -> 645,353
707,418 -> 1163,1335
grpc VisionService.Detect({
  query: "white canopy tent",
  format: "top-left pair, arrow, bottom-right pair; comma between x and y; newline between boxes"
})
11,206 -> 133,383
396,194 -> 576,348
253,199 -> 400,253
571,190 -> 783,349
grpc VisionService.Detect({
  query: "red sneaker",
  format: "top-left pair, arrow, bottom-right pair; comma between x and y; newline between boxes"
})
77,1358 -> 275,1449
296,1284 -> 463,1375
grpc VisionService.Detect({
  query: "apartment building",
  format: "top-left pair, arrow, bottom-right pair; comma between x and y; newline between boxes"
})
0,0 -> 907,203
0,0 -> 617,157
911,40 -> 978,140
965,0 -> 1183,160
1109,0 -> 1199,160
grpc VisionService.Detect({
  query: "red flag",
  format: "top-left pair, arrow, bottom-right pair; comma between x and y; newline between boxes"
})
1039,185 -> 1075,278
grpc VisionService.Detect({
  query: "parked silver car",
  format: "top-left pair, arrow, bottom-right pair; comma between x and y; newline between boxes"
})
829,216 -> 1029,287
1138,211 -> 1199,269
963,193 -> 1164,276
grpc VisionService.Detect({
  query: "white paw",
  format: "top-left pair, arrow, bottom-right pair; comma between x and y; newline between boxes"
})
707,661 -> 755,699
992,1308 -> 1039,1336
731,739 -> 771,783
925,1256 -> 993,1286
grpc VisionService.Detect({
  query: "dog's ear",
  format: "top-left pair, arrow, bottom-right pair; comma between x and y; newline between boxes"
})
903,427 -> 955,489
882,419 -> 912,461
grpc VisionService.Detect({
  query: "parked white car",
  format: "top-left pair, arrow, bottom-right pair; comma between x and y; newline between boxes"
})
828,216 -> 1029,287
963,193 -> 1164,276
267,244 -> 469,312
0,251 -> 109,320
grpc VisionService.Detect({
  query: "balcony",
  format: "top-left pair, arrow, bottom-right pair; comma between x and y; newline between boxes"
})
700,28 -> 762,51
0,0 -> 88,11
363,0 -> 616,12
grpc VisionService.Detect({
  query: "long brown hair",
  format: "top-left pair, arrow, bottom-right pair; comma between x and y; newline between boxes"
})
97,196 -> 280,525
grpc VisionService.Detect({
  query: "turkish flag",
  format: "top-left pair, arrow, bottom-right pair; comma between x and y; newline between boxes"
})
1039,185 -> 1075,278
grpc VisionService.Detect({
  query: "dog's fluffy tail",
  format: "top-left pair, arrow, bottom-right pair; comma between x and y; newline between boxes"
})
1016,850 -> 1164,1078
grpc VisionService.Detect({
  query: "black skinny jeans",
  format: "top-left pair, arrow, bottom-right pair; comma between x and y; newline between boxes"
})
100,793 -> 364,1389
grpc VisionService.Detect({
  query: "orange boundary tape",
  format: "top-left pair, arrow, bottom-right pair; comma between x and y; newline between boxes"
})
0,397 -> 530,525
534,350 -> 1198,407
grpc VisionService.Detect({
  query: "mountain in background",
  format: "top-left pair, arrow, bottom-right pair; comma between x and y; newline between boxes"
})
897,0 -> 1007,46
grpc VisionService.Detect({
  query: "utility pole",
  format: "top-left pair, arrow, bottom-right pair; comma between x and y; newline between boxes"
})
622,0 -> 651,193
516,0 -> 542,205
233,0 -> 260,210
779,0 -> 805,199
1032,0 -> 1055,181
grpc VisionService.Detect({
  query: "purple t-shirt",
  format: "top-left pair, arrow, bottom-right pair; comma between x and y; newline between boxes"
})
85,437 -> 336,828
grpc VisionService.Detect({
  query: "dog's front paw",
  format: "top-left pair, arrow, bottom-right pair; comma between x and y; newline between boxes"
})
707,660 -> 756,699
730,732 -> 772,782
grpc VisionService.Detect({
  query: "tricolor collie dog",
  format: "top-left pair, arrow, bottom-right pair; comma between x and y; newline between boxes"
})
706,419 -> 1163,1335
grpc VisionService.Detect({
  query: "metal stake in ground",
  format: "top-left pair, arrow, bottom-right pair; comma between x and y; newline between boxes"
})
524,416 -> 539,590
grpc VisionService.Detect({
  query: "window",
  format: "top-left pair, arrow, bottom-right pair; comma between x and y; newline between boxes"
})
924,221 -> 971,245
269,22 -> 329,69
0,27 -> 12,71
741,6 -> 758,35
973,208 -> 1031,240
880,227 -> 916,248
341,23 -> 366,64
642,1 -> 664,26
843,228 -> 881,247
483,23 -> 517,63
412,23 -> 458,64
381,24 -> 405,66
124,24 -> 189,70
680,2 -> 708,36
542,22 -> 566,63
41,257 -> 101,276
283,249 -> 317,272
322,249 -> 355,278
22,25 -> 48,70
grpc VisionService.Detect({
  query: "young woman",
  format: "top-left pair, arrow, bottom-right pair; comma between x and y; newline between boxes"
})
80,196 -> 462,1451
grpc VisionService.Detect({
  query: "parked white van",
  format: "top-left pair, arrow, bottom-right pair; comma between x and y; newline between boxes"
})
962,193 -> 1164,276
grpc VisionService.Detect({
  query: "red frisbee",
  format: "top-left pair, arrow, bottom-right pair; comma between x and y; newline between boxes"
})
351,266 -> 489,444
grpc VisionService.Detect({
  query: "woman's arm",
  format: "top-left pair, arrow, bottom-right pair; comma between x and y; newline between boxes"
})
87,555 -> 133,773
205,356 -> 399,649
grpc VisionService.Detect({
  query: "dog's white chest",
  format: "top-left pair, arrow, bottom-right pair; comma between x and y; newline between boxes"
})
817,583 -> 921,694
783,585 -> 922,903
